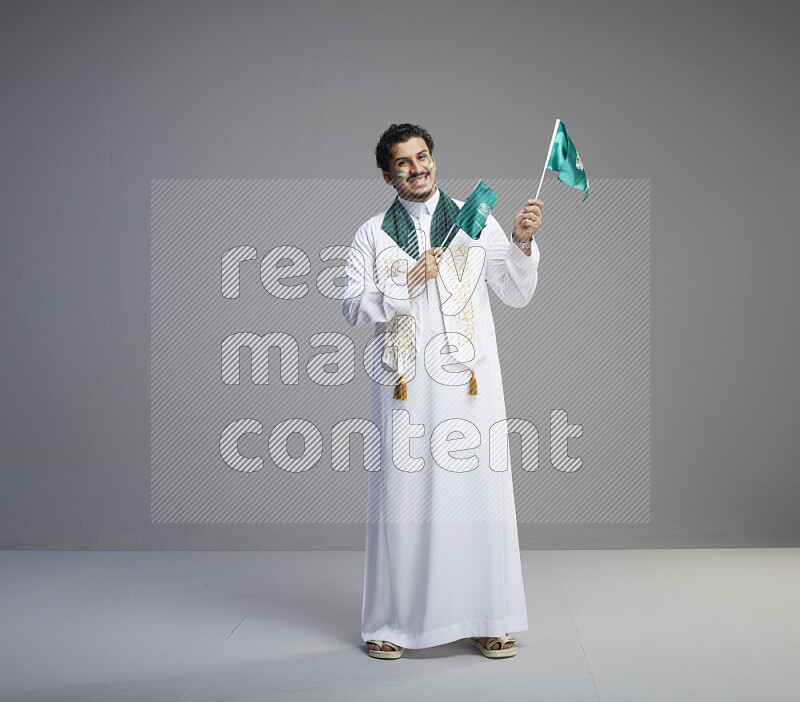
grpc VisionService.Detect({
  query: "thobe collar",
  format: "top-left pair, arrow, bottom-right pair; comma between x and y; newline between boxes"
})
381,185 -> 460,260
397,185 -> 441,219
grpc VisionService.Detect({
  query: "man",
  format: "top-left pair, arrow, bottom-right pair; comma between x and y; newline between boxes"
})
342,123 -> 543,659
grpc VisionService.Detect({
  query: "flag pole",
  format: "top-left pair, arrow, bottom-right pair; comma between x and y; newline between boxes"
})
535,118 -> 561,200
440,222 -> 458,251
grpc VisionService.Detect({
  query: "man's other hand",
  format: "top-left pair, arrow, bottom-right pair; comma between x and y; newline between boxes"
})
407,247 -> 443,289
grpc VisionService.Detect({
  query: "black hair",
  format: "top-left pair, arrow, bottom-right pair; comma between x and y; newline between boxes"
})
375,123 -> 434,172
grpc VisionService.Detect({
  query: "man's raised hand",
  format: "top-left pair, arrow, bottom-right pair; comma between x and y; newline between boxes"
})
513,198 -> 544,241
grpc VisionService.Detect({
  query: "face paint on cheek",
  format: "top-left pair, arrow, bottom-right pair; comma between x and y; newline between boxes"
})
396,170 -> 406,180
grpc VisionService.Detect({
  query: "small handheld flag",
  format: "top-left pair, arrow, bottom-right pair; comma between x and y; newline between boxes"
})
536,119 -> 589,201
441,180 -> 498,249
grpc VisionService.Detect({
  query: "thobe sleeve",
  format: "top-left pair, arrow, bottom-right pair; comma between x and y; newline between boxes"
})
482,214 -> 540,308
341,224 -> 415,326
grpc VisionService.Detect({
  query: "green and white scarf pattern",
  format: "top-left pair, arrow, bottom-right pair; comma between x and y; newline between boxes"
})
377,189 -> 485,399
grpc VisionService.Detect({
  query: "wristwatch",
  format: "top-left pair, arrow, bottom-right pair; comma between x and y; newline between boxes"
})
511,233 -> 532,249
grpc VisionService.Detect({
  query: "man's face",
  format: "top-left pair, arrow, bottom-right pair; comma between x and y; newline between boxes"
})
382,136 -> 437,202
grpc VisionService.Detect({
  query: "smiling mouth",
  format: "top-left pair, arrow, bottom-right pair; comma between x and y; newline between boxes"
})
408,174 -> 429,185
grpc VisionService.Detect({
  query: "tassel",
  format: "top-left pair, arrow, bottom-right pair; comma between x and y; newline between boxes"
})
393,375 -> 407,401
468,369 -> 478,396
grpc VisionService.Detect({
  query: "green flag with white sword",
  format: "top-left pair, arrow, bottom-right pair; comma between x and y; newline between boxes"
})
537,119 -> 589,201
440,180 -> 498,250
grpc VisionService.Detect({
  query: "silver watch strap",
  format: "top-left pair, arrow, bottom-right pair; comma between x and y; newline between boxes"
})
512,234 -> 532,249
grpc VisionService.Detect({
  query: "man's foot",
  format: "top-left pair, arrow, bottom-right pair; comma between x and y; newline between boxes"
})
366,639 -> 405,659
475,632 -> 515,650
470,633 -> 517,658
368,641 -> 398,651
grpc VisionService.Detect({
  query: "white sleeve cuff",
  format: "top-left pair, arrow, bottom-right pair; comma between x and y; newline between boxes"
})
508,235 -> 540,271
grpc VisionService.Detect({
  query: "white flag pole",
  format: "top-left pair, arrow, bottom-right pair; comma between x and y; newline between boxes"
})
440,222 -> 459,252
535,118 -> 561,200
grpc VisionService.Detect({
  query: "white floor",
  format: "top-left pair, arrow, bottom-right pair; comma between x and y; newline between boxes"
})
0,548 -> 798,701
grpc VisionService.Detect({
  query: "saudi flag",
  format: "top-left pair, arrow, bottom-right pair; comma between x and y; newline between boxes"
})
441,180 -> 498,250
454,180 -> 498,238
546,120 -> 589,201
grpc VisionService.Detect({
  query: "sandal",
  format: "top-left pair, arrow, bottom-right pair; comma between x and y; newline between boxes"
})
470,633 -> 517,658
366,640 -> 405,659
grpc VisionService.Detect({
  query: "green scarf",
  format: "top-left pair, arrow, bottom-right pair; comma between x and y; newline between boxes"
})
379,187 -> 482,399
380,188 -> 460,259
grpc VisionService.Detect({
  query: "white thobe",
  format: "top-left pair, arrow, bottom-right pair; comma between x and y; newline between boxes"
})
342,186 -> 540,649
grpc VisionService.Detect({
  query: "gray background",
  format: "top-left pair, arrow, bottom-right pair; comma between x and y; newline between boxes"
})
1,0 -> 797,549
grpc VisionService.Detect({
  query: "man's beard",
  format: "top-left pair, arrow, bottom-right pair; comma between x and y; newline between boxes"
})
402,179 -> 434,201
